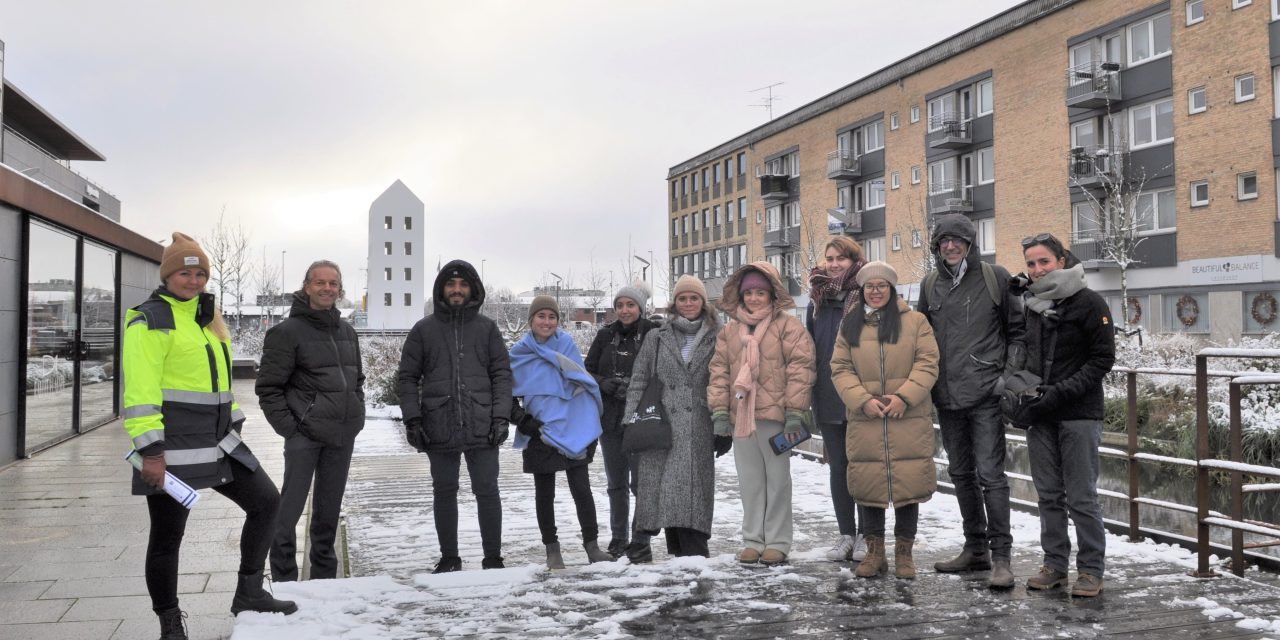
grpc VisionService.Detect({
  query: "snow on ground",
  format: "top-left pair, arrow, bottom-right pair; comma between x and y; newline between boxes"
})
231,414 -> 1280,639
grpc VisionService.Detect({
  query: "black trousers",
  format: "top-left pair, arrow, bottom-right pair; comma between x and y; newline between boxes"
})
533,466 -> 599,545
862,503 -> 920,540
664,527 -> 710,557
145,458 -> 280,613
427,447 -> 503,558
270,437 -> 354,581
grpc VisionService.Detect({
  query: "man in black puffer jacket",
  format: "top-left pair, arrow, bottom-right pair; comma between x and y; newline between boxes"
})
257,260 -> 365,582
397,259 -> 513,572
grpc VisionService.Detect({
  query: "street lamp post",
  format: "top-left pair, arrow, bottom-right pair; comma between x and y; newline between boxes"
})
549,272 -> 563,326
481,259 -> 487,283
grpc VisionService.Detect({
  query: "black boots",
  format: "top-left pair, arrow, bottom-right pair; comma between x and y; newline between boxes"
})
157,607 -> 187,640
230,571 -> 298,616
433,556 -> 463,573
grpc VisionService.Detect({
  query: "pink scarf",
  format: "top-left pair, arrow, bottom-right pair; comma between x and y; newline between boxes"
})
731,305 -> 775,438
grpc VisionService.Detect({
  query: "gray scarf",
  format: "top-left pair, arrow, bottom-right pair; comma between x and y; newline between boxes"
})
671,315 -> 708,365
1025,263 -> 1087,318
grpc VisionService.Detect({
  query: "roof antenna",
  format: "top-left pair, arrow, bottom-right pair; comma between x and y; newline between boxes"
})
749,82 -> 784,121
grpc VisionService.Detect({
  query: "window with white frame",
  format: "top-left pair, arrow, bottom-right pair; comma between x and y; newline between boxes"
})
1128,12 -> 1172,65
864,236 -> 886,262
837,184 -> 853,211
976,218 -> 996,255
890,112 -> 900,130
1188,86 -> 1207,114
977,78 -> 994,116
1236,73 -> 1256,102
865,180 -> 886,209
1073,202 -> 1102,238
927,95 -> 955,132
1191,180 -> 1209,207
1129,98 -> 1174,148
701,168 -> 708,189
911,229 -> 922,247
726,200 -> 735,223
1275,68 -> 1280,117
714,164 -> 721,185
1239,172 -> 1259,200
671,219 -> 678,237
694,252 -> 701,275
738,197 -> 747,219
765,205 -> 780,231
1186,0 -> 1204,24
1136,189 -> 1177,233
739,244 -> 747,265
853,184 -> 865,212
713,205 -> 721,226
1273,0 -> 1280,20
726,156 -> 735,178
785,201 -> 801,227
1234,0 -> 1252,8
763,152 -> 798,177
892,234 -> 902,251
692,172 -> 699,191
891,172 -> 901,189
1069,42 -> 1093,85
910,165 -> 921,184
910,105 -> 920,123
977,147 -> 995,184
928,159 -> 953,194
864,120 -> 885,152
1071,119 -> 1097,148
684,255 -> 691,273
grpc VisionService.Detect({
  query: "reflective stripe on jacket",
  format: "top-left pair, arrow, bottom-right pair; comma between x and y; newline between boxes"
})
123,289 -> 258,495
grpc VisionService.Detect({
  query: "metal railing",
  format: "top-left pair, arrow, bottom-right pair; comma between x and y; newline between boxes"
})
926,180 -> 973,213
926,114 -> 970,138
1069,145 -> 1126,184
1065,60 -> 1121,104
826,149 -> 861,178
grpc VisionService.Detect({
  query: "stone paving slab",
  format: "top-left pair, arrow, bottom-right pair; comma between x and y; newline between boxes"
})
5,620 -> 122,640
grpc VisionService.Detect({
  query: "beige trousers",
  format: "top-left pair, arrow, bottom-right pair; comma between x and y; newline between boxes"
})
733,419 -> 793,553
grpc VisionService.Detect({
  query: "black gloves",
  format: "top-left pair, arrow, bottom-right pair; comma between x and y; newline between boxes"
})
489,418 -> 509,446
404,417 -> 426,451
516,412 -> 544,438
714,435 -> 733,458
599,378 -> 623,396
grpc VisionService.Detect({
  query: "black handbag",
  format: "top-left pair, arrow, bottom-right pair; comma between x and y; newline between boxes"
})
622,357 -> 672,453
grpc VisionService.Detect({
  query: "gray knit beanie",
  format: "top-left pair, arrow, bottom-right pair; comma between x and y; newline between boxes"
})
614,280 -> 651,310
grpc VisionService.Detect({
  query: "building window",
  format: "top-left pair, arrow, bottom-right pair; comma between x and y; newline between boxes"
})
726,201 -> 735,224
1188,86 -> 1207,114
739,244 -> 747,265
1129,98 -> 1174,149
713,205 -> 721,226
1239,171 -> 1259,200
1275,67 -> 1280,117
1136,189 -> 1177,233
681,176 -> 688,196
890,112 -> 900,130
910,105 -> 920,123
384,293 -> 392,306
927,95 -> 953,132
785,201 -> 801,227
1073,201 -> 1102,238
1236,73 -> 1256,102
865,181 -> 885,210
692,211 -> 701,231
977,78 -> 994,116
727,156 -> 735,178
976,218 -> 996,255
928,159 -> 953,194
1234,0 -> 1252,8
384,241 -> 392,256
891,172 -> 901,190
384,267 -> 392,281
977,147 -> 995,184
910,165 -> 921,184
404,216 -> 412,230
1128,12 -> 1172,66
765,205 -> 780,232
737,152 -> 747,175
404,268 -> 412,281
404,242 -> 412,255
714,163 -> 722,185
911,229 -> 922,248
384,216 -> 393,230
891,233 -> 902,251
762,151 -> 799,177
863,236 -> 886,262
864,120 -> 885,152
1273,0 -> 1280,20
1186,0 -> 1204,24
1191,180 -> 1210,207
692,172 -> 699,192
837,184 -> 853,210
738,197 -> 747,219
702,209 -> 709,228
681,215 -> 688,234
671,219 -> 679,237
404,293 -> 412,307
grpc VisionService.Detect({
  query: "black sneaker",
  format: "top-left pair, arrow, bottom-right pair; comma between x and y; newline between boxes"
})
606,538 -> 627,559
432,556 -> 463,574
625,542 -> 653,564
481,556 -> 505,569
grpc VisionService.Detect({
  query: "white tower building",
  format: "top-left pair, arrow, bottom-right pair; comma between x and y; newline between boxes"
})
366,180 -> 425,330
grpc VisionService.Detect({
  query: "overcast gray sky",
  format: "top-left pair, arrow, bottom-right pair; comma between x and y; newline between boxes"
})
1,0 -> 1022,303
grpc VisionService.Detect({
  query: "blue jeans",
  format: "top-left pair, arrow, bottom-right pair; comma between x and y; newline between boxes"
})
818,421 -> 864,537
427,447 -> 503,559
1026,418 -> 1106,577
598,428 -> 637,542
938,398 -> 1012,558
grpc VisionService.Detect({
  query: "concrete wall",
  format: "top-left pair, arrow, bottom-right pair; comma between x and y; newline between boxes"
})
366,180 -> 425,331
0,202 -> 19,464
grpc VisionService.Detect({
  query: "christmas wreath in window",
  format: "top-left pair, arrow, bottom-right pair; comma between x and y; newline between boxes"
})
1175,295 -> 1200,328
1251,292 -> 1278,326
1125,297 -> 1142,326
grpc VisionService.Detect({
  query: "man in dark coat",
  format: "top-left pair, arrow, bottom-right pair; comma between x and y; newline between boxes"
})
257,260 -> 365,581
917,214 -> 1025,588
397,259 -> 513,572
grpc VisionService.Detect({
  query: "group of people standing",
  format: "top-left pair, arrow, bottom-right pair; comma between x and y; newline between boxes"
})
123,215 -> 1115,639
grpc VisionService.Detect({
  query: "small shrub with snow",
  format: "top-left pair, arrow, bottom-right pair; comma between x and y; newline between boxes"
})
361,334 -> 406,407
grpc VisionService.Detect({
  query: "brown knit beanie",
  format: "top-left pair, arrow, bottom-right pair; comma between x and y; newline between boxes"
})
672,275 -> 707,301
160,232 -> 210,281
855,261 -> 898,288
528,295 -> 559,322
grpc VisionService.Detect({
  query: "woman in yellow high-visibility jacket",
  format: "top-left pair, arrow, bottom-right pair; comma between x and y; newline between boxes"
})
123,233 -> 296,639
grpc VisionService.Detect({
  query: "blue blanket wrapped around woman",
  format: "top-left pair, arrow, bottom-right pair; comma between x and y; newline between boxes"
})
510,329 -> 603,459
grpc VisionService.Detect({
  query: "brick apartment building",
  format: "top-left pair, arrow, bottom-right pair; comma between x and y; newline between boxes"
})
666,0 -> 1280,343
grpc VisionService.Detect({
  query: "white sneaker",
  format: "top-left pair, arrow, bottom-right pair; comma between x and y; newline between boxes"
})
825,535 -> 856,561
850,534 -> 868,562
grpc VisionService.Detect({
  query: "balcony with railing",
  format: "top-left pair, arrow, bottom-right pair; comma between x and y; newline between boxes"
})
926,181 -> 973,214
1069,229 -> 1115,268
2,125 -> 120,220
763,226 -> 796,248
758,173 -> 790,203
1069,145 -> 1127,191
827,207 -> 862,234
926,116 -> 971,150
1065,61 -> 1121,109
825,149 -> 861,180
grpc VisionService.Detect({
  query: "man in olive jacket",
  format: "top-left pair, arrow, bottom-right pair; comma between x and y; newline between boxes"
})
257,260 -> 365,582
397,259 -> 513,572
917,214 -> 1025,588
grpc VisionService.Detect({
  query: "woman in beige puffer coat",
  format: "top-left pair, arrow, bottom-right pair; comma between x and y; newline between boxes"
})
708,262 -> 816,566
830,261 -> 939,579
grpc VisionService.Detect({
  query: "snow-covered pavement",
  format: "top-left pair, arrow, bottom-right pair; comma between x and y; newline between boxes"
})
231,412 -> 1280,639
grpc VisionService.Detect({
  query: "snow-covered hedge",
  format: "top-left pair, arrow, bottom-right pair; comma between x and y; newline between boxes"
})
361,334 -> 405,408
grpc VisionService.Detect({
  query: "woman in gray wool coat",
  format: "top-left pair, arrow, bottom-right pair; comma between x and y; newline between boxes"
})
624,275 -> 726,558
